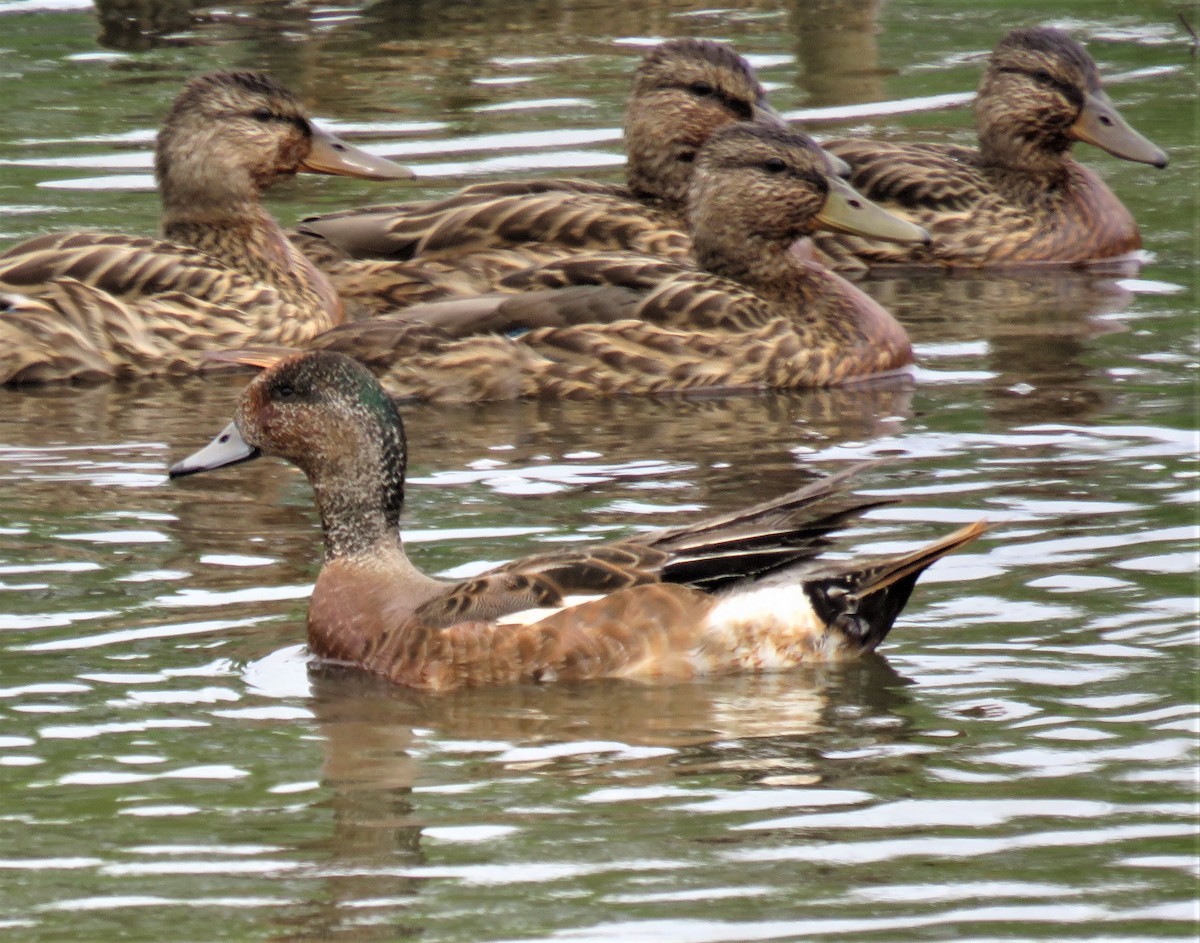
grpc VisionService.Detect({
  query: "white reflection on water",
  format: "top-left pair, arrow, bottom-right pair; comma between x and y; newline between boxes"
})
17,617 -> 276,652
724,822 -> 1198,866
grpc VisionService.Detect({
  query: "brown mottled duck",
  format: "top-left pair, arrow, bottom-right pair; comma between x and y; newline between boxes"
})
233,124 -> 928,400
170,350 -> 989,692
814,27 -> 1167,269
291,39 -> 853,315
0,71 -> 411,384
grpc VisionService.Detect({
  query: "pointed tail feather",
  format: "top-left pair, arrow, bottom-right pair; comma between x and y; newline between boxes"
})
805,519 -> 991,653
649,462 -> 897,590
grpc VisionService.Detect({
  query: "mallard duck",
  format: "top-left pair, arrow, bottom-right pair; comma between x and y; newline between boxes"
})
169,350 -> 989,692
291,39 -> 851,315
814,27 -> 1168,268
0,71 -> 411,384
247,123 -> 929,399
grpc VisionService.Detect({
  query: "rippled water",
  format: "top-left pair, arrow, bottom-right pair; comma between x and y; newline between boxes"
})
1,2 -> 1197,941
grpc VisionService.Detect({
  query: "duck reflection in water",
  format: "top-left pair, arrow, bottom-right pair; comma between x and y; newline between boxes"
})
868,267 -> 1136,423
261,655 -> 916,941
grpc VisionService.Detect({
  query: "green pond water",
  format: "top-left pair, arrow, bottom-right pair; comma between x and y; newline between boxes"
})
0,1 -> 1196,941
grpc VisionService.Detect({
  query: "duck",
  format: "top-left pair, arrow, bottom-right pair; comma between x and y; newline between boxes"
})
0,70 -> 412,384
169,350 -> 989,692
232,123 -> 930,399
813,26 -> 1168,269
290,38 -> 851,315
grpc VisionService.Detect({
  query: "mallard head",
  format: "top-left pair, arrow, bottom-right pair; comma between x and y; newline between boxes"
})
687,124 -> 927,270
155,71 -> 411,216
976,27 -> 1167,171
623,39 -> 788,209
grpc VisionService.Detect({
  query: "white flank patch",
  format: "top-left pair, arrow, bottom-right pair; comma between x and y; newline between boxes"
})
494,595 -> 604,627
704,584 -> 831,669
707,584 -> 817,627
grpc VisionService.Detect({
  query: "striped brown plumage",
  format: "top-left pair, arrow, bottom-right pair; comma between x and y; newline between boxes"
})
292,38 -> 787,315
814,27 -> 1164,269
271,124 -> 916,399
0,71 -> 408,384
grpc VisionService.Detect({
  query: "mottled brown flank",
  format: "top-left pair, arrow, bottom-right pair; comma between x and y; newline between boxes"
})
292,38 -> 779,313
816,27 -> 1149,268
202,353 -> 988,692
0,71 -> 341,385
291,124 -> 912,400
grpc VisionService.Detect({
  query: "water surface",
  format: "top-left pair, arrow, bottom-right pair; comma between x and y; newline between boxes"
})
0,2 -> 1196,941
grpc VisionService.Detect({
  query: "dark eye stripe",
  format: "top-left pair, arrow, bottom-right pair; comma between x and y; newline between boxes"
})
237,110 -> 311,135
671,81 -> 754,121
722,95 -> 754,121
996,66 -> 1083,107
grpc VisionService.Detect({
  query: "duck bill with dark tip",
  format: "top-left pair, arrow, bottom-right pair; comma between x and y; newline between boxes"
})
169,421 -> 260,479
300,124 -> 415,181
1070,89 -> 1168,168
814,175 -> 932,245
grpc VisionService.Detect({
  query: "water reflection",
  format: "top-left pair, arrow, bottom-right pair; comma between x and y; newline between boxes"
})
788,0 -> 885,106
293,655 -> 918,939
284,672 -> 424,942
93,0 -> 204,52
876,268 -> 1137,424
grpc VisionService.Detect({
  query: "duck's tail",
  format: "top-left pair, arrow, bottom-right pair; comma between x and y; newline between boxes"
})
803,519 -> 991,653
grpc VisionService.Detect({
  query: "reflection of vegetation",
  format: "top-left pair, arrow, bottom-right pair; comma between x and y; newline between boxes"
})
788,0 -> 883,106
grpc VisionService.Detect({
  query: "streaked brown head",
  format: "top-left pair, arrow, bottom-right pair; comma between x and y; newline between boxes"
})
688,124 -> 928,270
976,27 -> 1167,170
156,71 -> 411,209
624,39 -> 785,210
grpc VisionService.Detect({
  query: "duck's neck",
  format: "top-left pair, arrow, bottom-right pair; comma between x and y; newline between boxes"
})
695,231 -> 912,363
623,114 -> 692,224
307,421 -> 409,563
975,91 -> 1073,178
159,173 -> 343,323
305,422 -> 444,665
978,132 -> 1073,179
694,231 -> 822,304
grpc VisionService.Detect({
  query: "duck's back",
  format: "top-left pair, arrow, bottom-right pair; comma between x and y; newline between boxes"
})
816,139 -> 1140,267
0,230 -> 333,383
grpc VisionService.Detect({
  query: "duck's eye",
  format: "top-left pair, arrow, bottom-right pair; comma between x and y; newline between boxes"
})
250,107 -> 274,122
689,81 -> 715,97
274,383 -> 301,401
677,150 -> 696,164
1032,69 -> 1055,85
762,158 -> 788,174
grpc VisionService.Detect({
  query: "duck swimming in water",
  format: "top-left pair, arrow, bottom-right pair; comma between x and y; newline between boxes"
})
229,124 -> 928,400
170,350 -> 988,692
0,70 -> 411,384
291,39 -> 853,315
814,27 -> 1167,269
